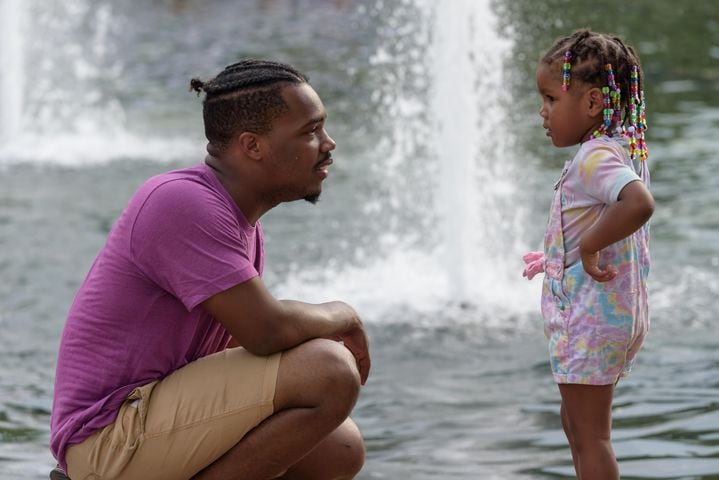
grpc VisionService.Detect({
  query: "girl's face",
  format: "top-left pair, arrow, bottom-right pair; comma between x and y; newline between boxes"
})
536,62 -> 602,148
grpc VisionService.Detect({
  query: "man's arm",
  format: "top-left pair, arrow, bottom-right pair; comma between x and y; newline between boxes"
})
201,277 -> 370,384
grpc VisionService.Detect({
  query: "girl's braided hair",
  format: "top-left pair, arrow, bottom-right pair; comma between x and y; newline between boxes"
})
542,29 -> 643,113
542,29 -> 648,159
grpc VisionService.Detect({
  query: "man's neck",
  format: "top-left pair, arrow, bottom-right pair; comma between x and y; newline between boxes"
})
204,154 -> 273,226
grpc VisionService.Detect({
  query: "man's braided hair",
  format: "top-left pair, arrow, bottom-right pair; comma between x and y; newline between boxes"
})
190,59 -> 308,150
541,29 -> 644,114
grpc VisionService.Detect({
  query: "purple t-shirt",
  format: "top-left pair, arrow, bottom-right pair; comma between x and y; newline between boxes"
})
50,163 -> 264,470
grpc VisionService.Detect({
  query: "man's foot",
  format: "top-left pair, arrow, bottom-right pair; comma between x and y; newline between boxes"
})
49,466 -> 70,480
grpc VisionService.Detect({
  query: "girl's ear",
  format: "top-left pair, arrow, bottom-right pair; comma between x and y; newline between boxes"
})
585,87 -> 604,116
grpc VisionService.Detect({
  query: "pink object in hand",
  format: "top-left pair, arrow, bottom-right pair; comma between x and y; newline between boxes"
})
522,251 -> 545,280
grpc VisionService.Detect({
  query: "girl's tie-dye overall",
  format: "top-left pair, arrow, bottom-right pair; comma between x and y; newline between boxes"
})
541,136 -> 651,385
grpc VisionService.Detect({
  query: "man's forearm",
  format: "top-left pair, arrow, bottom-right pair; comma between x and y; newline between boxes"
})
271,299 -> 358,349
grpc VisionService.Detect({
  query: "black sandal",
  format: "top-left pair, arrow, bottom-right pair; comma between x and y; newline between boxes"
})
49,466 -> 71,480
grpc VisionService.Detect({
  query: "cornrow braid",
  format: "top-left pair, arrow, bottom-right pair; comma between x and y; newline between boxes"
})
189,59 -> 309,150
541,29 -> 648,159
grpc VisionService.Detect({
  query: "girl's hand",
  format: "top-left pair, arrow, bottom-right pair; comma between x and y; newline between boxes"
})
580,249 -> 618,282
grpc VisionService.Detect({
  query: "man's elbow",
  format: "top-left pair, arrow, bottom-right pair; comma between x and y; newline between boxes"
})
240,334 -> 282,356
239,322 -> 297,357
241,341 -> 279,357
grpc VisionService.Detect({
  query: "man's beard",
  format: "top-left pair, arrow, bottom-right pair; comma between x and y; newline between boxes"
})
303,192 -> 321,204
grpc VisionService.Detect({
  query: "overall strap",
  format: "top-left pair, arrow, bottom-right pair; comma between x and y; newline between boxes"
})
543,166 -> 568,281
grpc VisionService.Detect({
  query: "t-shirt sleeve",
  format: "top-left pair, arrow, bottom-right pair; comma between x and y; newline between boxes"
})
577,145 -> 640,203
130,179 -> 258,311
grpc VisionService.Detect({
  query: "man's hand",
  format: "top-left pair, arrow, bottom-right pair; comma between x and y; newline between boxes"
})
326,302 -> 371,385
580,248 -> 617,282
337,323 -> 371,385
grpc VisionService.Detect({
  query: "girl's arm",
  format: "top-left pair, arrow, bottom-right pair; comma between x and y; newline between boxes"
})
579,180 -> 655,282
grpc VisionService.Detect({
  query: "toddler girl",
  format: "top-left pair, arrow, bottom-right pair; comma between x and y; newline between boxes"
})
523,29 -> 655,479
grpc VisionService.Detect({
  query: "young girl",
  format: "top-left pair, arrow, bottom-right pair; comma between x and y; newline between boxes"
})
522,29 -> 655,479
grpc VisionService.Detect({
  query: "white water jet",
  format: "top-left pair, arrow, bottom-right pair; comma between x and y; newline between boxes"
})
0,0 -> 199,165
429,0 -> 535,307
276,0 -> 539,321
431,0 -> 481,300
0,0 -> 26,142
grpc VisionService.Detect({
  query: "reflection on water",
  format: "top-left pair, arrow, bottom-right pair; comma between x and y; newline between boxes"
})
360,327 -> 719,479
538,337 -> 719,478
1,0 -> 718,478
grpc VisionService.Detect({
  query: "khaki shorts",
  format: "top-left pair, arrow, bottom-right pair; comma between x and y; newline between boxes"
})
66,347 -> 281,480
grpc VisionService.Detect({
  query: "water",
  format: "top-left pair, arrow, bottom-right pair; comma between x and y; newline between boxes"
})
1,0 -> 718,478
0,0 -> 24,141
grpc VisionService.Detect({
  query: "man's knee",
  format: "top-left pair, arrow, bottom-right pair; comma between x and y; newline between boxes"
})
339,419 -> 365,477
303,339 -> 361,404
276,339 -> 360,416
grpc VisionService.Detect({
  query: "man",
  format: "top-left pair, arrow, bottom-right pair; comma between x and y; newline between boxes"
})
50,59 -> 370,480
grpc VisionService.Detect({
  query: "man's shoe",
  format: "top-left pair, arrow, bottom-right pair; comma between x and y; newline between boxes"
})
49,466 -> 70,480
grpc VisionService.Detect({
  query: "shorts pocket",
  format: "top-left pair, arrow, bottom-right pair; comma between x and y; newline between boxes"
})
91,383 -> 157,478
542,278 -> 569,335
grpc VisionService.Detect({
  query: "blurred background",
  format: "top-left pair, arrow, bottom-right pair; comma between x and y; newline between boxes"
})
1,0 -> 718,478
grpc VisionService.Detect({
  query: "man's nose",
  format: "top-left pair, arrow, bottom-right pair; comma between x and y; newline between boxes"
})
323,131 -> 337,151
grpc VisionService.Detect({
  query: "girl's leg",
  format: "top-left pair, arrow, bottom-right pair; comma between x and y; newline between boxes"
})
558,384 -> 618,480
559,402 -> 580,478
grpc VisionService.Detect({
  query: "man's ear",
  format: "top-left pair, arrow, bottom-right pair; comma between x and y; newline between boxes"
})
585,87 -> 604,116
237,132 -> 263,161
